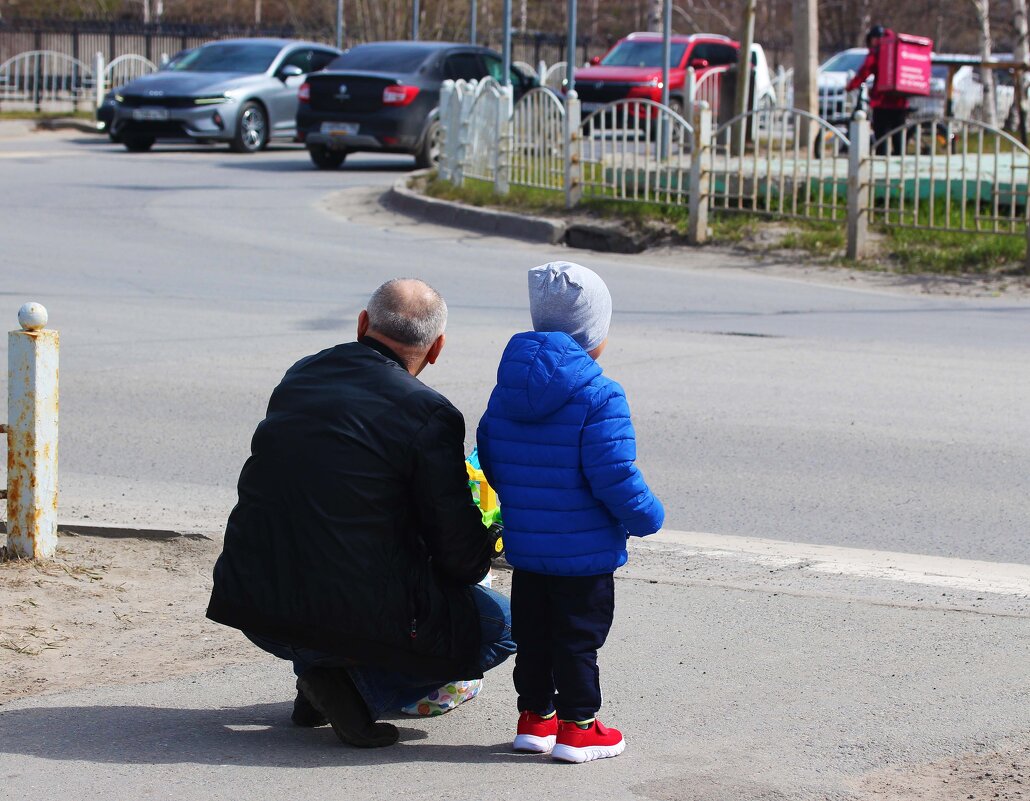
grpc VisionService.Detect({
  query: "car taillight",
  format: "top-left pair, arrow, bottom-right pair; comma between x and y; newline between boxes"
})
383,85 -> 419,106
298,82 -> 310,102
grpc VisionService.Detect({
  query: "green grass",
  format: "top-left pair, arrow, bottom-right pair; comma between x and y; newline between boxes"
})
779,222 -> 847,255
424,173 -> 1025,273
882,226 -> 1026,274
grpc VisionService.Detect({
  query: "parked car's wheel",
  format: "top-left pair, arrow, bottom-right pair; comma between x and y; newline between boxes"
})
230,101 -> 268,153
122,134 -> 155,152
414,120 -> 442,169
308,145 -> 347,170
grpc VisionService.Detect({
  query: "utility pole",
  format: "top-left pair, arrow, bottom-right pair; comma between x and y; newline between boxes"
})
470,0 -> 477,43
732,0 -> 756,154
413,0 -> 420,40
336,0 -> 344,48
793,0 -> 818,147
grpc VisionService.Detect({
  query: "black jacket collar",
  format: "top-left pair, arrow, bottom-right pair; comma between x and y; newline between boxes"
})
360,335 -> 405,369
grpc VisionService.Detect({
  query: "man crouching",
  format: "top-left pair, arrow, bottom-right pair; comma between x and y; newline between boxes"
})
206,278 -> 514,747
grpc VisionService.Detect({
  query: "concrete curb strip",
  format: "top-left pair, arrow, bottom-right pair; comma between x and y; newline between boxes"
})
383,174 -> 566,244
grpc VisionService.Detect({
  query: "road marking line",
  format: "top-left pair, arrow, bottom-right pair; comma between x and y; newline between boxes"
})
650,529 -> 1030,597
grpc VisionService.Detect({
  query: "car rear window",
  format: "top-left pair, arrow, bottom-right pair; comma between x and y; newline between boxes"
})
171,42 -> 282,74
601,41 -> 688,68
820,51 -> 868,73
327,45 -> 430,73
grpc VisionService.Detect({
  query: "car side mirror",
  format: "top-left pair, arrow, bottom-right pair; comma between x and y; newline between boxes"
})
590,56 -> 601,66
690,58 -> 710,69
279,65 -> 304,81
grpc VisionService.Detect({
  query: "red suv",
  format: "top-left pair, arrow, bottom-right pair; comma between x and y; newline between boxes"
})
568,32 -> 741,118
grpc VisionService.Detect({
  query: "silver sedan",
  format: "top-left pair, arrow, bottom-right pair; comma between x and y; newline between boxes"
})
110,38 -> 342,153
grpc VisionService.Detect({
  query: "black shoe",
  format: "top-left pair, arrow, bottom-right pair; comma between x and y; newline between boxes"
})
297,667 -> 399,748
292,684 -> 328,728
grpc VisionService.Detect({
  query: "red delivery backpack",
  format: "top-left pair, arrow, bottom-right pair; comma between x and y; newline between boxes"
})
877,30 -> 933,97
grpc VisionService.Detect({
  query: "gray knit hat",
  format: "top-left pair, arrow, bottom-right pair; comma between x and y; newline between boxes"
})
528,261 -> 612,352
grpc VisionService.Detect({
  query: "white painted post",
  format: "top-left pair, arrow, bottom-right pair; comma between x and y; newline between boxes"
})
847,111 -> 870,260
454,81 -> 477,187
95,52 -> 106,112
688,104 -> 712,244
494,84 -> 514,196
6,303 -> 59,560
685,66 -> 696,127
564,90 -> 582,208
438,80 -> 455,181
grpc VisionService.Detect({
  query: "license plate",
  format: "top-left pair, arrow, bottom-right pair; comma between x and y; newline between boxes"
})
321,122 -> 358,136
132,107 -> 169,121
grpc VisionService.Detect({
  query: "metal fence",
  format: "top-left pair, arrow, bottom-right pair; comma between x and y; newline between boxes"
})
0,50 -> 94,109
463,78 -> 512,190
440,90 -> 1030,264
580,99 -> 694,205
708,107 -> 849,221
867,117 -> 1030,236
511,87 -> 565,190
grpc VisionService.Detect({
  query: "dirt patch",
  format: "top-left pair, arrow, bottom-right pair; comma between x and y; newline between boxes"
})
851,736 -> 1030,800
0,530 -> 260,701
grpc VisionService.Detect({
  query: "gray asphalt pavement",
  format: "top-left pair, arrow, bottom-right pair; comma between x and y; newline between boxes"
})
1,130 -> 1028,560
0,129 -> 1028,800
1,540 -> 1028,801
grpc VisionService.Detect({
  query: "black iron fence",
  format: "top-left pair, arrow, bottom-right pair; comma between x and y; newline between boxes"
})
0,19 -> 607,70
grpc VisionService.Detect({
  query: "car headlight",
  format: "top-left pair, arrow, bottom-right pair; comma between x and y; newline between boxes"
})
193,95 -> 228,106
114,93 -> 124,102
645,77 -> 663,88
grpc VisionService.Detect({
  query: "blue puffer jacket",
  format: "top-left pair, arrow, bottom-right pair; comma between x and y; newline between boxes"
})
476,331 -> 665,576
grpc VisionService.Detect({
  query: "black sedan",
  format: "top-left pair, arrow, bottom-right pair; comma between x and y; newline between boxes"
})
297,41 -> 535,169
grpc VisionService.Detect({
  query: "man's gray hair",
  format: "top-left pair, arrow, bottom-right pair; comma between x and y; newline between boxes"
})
366,278 -> 448,349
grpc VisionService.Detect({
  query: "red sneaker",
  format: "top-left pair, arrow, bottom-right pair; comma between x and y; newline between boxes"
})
551,719 -> 625,763
512,711 -> 558,753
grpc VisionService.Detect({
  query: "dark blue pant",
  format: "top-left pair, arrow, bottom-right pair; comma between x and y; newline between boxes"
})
511,569 -> 615,722
246,584 -> 515,720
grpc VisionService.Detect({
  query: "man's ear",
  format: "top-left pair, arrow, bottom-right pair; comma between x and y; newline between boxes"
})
356,309 -> 370,339
426,333 -> 445,365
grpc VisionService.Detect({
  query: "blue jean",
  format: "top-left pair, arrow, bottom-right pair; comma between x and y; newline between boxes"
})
246,584 -> 515,720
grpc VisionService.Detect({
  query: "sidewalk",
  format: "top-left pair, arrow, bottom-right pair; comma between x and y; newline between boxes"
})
1,526 -> 1026,800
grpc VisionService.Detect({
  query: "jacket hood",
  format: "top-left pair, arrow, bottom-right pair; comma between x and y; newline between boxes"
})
492,331 -> 602,420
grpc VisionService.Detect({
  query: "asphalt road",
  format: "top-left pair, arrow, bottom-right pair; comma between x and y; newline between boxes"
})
1,130 -> 1028,561
1,129 -> 1029,801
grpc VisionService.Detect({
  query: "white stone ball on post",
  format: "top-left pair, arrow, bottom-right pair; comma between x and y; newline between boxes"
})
18,302 -> 48,331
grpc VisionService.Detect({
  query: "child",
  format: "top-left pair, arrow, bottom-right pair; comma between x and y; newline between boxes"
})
476,261 -> 665,763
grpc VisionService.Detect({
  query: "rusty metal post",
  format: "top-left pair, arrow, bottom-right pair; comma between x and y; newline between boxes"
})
6,303 -> 59,559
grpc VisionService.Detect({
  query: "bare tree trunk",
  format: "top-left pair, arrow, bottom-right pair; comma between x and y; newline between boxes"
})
971,0 -> 997,127
647,0 -> 662,32
1006,0 -> 1029,136
858,0 -> 871,47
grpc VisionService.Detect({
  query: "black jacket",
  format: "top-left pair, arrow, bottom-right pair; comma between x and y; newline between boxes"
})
206,337 -> 495,678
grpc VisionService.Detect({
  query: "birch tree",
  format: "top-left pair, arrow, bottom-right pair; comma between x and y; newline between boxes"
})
970,0 -> 997,127
1005,0 -> 1029,135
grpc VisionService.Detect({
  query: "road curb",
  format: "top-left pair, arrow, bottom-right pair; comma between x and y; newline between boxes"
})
383,172 -> 567,244
1,521 -> 210,542
36,118 -> 103,135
